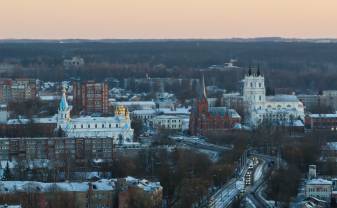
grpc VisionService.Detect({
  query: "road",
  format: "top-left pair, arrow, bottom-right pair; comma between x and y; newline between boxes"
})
171,136 -> 233,152
207,158 -> 250,208
246,155 -> 275,208
170,136 -> 233,162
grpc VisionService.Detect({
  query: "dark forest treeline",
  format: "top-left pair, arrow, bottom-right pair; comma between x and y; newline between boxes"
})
1,41 -> 337,69
1,41 -> 337,91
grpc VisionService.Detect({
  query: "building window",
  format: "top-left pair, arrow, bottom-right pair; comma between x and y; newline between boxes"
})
250,82 -> 253,87
102,124 -> 105,128
74,125 -> 76,129
109,124 -> 111,128
88,124 -> 90,128
259,83 -> 262,88
81,125 -> 83,128
116,124 -> 119,128
95,124 -> 97,128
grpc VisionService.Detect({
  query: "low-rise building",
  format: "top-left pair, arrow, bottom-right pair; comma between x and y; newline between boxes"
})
0,105 -> 8,124
305,112 -> 337,131
305,178 -> 333,203
0,177 -> 162,208
63,56 -> 85,69
152,115 -> 188,130
117,176 -> 163,208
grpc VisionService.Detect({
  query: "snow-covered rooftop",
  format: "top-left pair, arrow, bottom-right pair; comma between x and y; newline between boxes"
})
157,107 -> 190,115
324,142 -> 337,151
309,113 -> 337,118
0,180 -> 115,193
266,95 -> 300,102
306,178 -> 332,185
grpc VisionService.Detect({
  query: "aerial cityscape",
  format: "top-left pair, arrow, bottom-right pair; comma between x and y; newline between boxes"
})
1,0 -> 337,208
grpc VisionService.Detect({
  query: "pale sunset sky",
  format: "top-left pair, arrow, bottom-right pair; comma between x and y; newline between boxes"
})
1,0 -> 337,39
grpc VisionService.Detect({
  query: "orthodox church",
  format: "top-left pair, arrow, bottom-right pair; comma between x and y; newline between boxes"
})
56,89 -> 134,143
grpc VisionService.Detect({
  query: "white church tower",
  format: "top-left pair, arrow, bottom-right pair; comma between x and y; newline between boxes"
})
243,66 -> 266,124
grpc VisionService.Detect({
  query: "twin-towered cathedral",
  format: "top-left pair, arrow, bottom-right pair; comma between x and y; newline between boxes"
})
243,68 -> 304,126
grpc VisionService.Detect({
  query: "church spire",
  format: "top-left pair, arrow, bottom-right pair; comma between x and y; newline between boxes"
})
59,86 -> 69,111
201,74 -> 207,98
257,64 -> 261,76
248,65 -> 252,76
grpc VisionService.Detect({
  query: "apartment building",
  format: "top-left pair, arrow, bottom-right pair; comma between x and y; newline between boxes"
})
73,80 -> 109,114
0,78 -> 37,103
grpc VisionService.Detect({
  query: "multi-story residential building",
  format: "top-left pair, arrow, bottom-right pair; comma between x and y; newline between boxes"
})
0,78 -> 37,103
73,80 -> 109,114
189,76 -> 241,136
0,137 -> 115,162
0,79 -> 12,103
305,178 -> 333,203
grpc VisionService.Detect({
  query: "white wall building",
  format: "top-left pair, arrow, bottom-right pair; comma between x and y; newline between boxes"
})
63,56 -> 84,69
152,115 -> 188,131
242,69 -> 304,126
0,104 -> 8,124
305,178 -> 332,203
57,89 -> 134,143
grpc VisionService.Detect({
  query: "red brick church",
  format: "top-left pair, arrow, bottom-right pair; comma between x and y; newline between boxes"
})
189,76 -> 241,136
